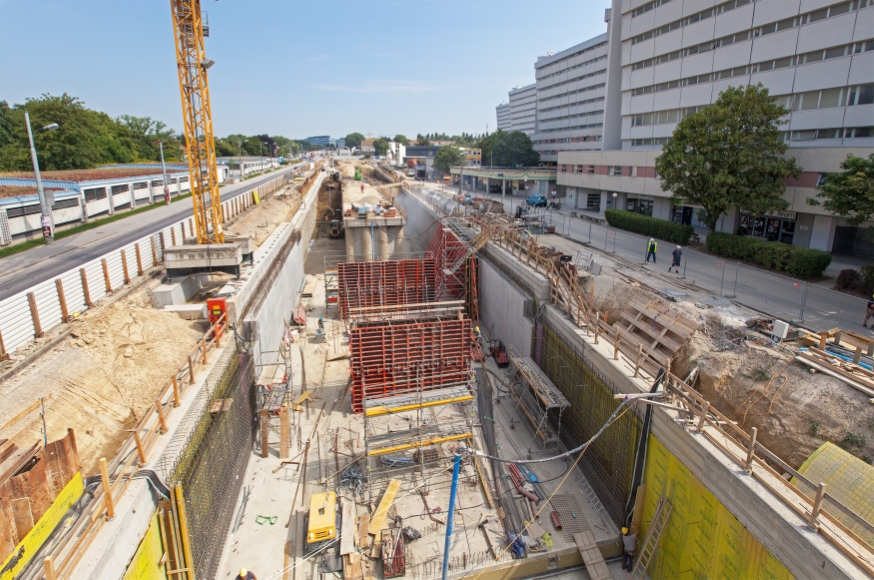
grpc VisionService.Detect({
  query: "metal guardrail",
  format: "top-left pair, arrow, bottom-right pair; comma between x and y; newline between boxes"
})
448,166 -> 557,181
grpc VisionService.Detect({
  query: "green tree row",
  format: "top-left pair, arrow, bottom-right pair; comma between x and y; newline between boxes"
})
0,93 -> 309,173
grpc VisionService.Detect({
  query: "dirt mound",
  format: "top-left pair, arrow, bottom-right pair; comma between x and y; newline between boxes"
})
585,274 -> 660,325
0,292 -> 204,474
226,185 -> 301,248
694,336 -> 874,468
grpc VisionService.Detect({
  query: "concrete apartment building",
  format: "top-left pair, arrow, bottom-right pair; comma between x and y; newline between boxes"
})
557,0 -> 874,256
532,34 -> 613,163
507,84 -> 537,135
495,102 -> 512,131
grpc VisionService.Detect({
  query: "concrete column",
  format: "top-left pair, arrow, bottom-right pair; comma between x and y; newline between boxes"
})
378,226 -> 390,260
361,225 -> 373,262
353,227 -> 364,258
345,225 -> 355,259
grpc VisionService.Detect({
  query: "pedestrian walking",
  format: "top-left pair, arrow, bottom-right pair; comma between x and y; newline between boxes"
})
864,293 -> 874,328
236,569 -> 256,580
621,527 -> 637,571
670,245 -> 682,273
646,238 -> 658,263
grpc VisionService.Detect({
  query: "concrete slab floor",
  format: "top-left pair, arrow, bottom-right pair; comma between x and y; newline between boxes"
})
215,263 -> 623,580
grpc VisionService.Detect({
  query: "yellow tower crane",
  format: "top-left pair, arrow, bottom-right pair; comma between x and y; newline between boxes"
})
170,0 -> 224,245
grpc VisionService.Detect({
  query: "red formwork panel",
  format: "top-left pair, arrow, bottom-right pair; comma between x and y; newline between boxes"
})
349,318 -> 472,413
426,223 -> 468,300
337,259 -> 437,319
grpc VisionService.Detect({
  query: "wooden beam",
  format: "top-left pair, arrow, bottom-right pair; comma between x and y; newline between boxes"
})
260,409 -> 270,458
55,279 -> 69,323
27,292 -> 42,338
135,243 -> 144,276
102,258 -> 112,293
368,479 -> 401,536
340,498 -> 356,555
279,405 -> 289,459
151,236 -> 159,265
99,457 -> 115,519
44,557 -> 57,580
121,249 -> 130,284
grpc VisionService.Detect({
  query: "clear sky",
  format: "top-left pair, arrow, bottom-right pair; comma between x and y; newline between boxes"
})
0,0 -> 609,140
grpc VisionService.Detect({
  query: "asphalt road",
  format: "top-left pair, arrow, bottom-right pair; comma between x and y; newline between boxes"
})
435,184 -> 872,336
0,163 -> 308,300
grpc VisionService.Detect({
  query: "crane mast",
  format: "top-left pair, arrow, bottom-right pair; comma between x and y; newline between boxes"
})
170,0 -> 224,244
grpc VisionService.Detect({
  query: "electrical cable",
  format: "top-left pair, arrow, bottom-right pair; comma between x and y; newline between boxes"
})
465,397 -> 635,464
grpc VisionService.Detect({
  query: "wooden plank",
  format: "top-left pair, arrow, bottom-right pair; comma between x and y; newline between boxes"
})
368,479 -> 401,536
620,311 -> 683,353
631,483 -> 647,535
344,552 -> 364,580
260,409 -> 269,459
11,497 -> 34,538
358,513 -> 371,549
340,497 -> 356,555
294,390 -> 314,405
797,355 -> 874,397
806,346 -> 874,378
627,299 -> 698,335
573,532 -> 612,580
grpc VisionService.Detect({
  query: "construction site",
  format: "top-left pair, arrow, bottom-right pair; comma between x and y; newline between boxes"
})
1,153 -> 873,580
0,2 -> 873,580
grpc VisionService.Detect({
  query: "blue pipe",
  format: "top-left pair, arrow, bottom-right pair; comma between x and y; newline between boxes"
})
442,454 -> 462,580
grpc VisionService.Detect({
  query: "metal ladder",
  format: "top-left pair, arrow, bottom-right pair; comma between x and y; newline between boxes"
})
630,497 -> 673,580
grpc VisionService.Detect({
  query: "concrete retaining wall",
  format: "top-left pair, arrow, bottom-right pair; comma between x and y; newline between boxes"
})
478,258 -> 533,357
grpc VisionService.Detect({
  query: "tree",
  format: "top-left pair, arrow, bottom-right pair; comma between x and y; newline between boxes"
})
344,132 -> 365,149
433,146 -> 465,173
415,137 -> 431,146
807,153 -> 874,226
393,134 -> 409,146
479,130 -> 539,167
655,84 -> 801,232
373,138 -> 389,156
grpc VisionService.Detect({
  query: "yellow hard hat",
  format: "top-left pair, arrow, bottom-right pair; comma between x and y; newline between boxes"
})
240,569 -> 247,576
621,527 -> 628,534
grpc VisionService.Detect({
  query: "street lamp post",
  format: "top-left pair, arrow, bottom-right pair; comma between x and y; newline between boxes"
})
24,112 -> 59,243
159,141 -> 170,204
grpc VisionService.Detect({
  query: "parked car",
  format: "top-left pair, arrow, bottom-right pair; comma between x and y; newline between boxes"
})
526,195 -> 547,207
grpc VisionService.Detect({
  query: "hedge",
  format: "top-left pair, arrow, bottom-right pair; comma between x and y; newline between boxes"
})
706,232 -> 832,278
604,210 -> 693,244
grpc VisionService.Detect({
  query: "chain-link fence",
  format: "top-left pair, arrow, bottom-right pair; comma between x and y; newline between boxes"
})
532,318 -> 642,527
168,342 -> 255,580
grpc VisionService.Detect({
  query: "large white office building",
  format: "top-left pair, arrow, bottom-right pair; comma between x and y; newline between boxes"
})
495,103 -> 512,131
508,84 -> 537,135
532,34 -> 613,163
555,0 -> 874,256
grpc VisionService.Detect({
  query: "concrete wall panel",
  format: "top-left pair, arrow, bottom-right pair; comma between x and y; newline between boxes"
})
478,259 -> 533,358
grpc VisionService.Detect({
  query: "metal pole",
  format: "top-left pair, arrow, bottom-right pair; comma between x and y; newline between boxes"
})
719,264 -> 726,296
604,230 -> 609,252
726,263 -> 740,298
25,111 -> 53,243
613,230 -> 617,253
160,141 -> 170,204
588,221 -> 592,243
680,255 -> 687,280
442,454 -> 462,580
799,282 -> 808,320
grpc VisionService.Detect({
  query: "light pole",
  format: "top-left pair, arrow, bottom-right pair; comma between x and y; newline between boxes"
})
159,141 -> 170,204
24,112 -> 59,243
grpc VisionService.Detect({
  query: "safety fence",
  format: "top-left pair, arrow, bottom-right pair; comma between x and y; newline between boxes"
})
0,173 -> 289,359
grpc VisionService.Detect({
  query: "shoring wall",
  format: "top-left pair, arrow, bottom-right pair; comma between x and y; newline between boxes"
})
640,435 -> 793,580
532,318 -> 641,526
121,511 -> 167,580
478,258 -> 533,357
393,191 -> 439,253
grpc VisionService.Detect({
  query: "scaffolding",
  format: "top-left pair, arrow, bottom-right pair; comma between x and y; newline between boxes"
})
506,355 -> 570,452
337,258 -> 437,319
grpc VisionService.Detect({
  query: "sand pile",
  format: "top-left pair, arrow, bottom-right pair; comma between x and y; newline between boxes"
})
226,185 -> 301,248
0,291 -> 203,474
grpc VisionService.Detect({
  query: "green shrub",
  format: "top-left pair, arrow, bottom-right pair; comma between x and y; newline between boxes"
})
836,268 -> 862,290
604,210 -> 693,244
786,248 -> 832,278
706,232 -> 832,278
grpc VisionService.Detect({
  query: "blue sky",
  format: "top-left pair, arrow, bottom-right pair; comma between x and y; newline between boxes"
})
0,0 -> 609,140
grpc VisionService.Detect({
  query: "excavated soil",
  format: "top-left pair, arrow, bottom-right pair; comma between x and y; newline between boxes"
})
0,286 -> 204,474
225,184 -> 301,248
574,250 -> 874,469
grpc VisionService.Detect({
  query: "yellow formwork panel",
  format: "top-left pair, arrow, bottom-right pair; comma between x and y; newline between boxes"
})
0,472 -> 85,580
641,435 -> 795,580
122,511 -> 168,580
793,441 -> 874,546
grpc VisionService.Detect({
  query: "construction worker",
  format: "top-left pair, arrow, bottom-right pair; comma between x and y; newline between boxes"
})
864,293 -> 874,328
670,245 -> 682,273
646,238 -> 658,263
236,568 -> 256,580
621,527 -> 637,571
